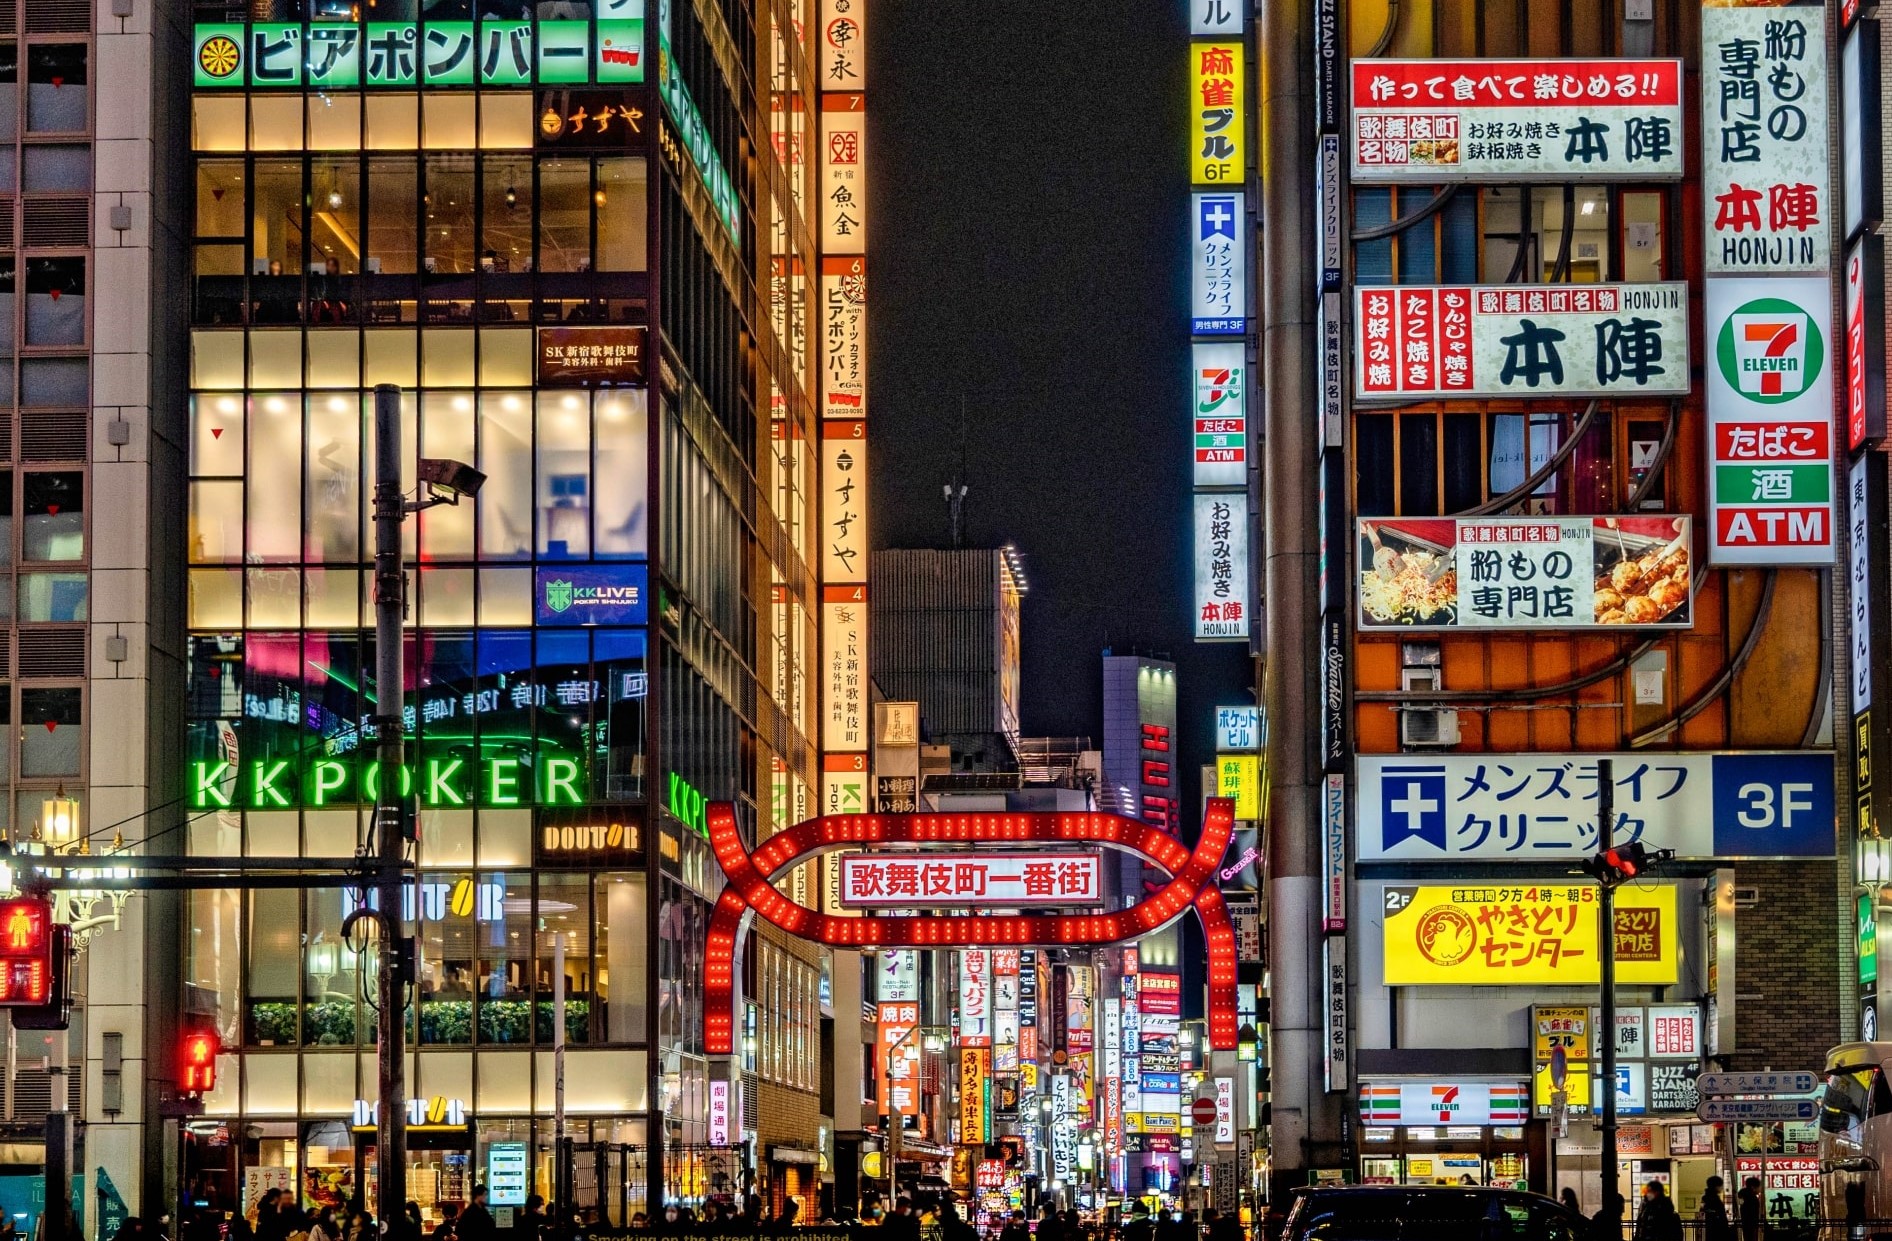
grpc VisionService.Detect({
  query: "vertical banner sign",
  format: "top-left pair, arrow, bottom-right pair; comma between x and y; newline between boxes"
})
819,0 -> 864,89
1322,773 -> 1347,932
1705,277 -> 1836,565
1324,936 -> 1349,1093
1193,193 -> 1247,334
822,585 -> 867,748
1701,4 -> 1831,275
1851,455 -> 1892,840
820,93 -> 866,251
1191,41 -> 1246,184
960,1047 -> 992,1144
994,950 -> 1020,1070
1191,0 -> 1241,35
1195,492 -> 1251,640
1193,342 -> 1249,488
821,421 -> 868,581
821,754 -> 866,918
960,949 -> 993,1047
1214,1076 -> 1236,1146
1842,21 -> 1882,243
1848,235 -> 1886,450
708,1080 -> 731,1145
821,257 -> 867,419
880,1000 -> 922,1117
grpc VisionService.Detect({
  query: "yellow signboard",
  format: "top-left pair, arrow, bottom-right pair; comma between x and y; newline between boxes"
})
1190,42 -> 1245,185
1382,884 -> 1678,986
1531,1061 -> 1594,1114
1216,754 -> 1262,821
959,1047 -> 990,1144
1533,1006 -> 1591,1062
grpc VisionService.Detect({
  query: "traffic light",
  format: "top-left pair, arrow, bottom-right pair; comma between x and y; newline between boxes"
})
1582,842 -> 1676,888
178,1025 -> 220,1095
0,896 -> 54,1006
11,924 -> 73,1030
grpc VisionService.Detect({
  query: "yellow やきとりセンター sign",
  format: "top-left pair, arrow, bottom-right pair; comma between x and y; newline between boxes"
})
1382,883 -> 1677,986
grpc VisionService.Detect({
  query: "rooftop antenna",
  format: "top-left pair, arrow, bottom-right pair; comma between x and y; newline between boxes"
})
943,395 -> 969,547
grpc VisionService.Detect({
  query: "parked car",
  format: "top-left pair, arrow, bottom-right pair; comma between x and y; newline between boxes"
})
1281,1186 -> 1584,1241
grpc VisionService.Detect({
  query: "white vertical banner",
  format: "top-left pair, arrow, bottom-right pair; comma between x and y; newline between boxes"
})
821,257 -> 867,419
1701,5 -> 1831,274
960,948 -> 993,1047
1323,935 -> 1349,1093
1851,455 -> 1873,715
1195,491 -> 1251,640
1192,193 -> 1247,334
818,0 -> 864,89
821,420 -> 868,581
1214,1076 -> 1235,1146
821,584 -> 867,749
820,93 -> 867,252
1193,341 -> 1249,488
1190,0 -> 1242,35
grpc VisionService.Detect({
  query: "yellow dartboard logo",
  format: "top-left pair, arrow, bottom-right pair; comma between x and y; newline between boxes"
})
199,35 -> 241,79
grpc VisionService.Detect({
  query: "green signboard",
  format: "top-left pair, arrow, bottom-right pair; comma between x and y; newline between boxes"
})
1864,893 -> 1879,986
656,35 -> 739,246
193,15 -> 644,90
189,754 -> 587,810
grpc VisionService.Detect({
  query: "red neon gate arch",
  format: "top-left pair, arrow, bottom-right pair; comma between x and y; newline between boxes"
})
702,798 -> 1242,1054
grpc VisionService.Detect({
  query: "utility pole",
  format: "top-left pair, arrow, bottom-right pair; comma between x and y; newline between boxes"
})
1261,0 -> 1336,1193
1596,759 -> 1617,1214
371,382 -> 409,1230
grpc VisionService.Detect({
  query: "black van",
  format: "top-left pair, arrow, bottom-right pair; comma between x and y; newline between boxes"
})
1281,1186 -> 1585,1241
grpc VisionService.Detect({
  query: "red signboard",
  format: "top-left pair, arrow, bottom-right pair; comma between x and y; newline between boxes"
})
0,898 -> 52,1006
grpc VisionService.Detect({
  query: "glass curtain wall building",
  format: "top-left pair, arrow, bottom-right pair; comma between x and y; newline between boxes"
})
175,0 -> 824,1218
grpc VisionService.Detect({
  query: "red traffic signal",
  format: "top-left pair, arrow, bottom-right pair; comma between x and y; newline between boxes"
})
179,1029 -> 219,1095
1582,842 -> 1675,888
0,897 -> 54,1006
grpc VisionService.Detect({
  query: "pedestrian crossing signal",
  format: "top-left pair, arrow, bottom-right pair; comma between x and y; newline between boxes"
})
179,1030 -> 219,1095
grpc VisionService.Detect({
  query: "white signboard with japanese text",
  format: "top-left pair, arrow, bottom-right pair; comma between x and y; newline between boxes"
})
820,257 -> 866,420
1852,455 -> 1873,714
1705,276 -> 1836,565
1355,283 -> 1690,399
1193,342 -> 1248,488
821,585 -> 866,750
1352,59 -> 1684,182
1702,6 -> 1830,274
1356,516 -> 1692,630
819,93 -> 866,253
1191,0 -> 1241,35
819,0 -> 864,89
960,949 -> 992,1047
1216,705 -> 1263,751
878,950 -> 919,1003
1357,751 -> 1837,861
821,421 -> 867,582
1195,492 -> 1250,640
1192,193 -> 1247,334
837,852 -> 1103,908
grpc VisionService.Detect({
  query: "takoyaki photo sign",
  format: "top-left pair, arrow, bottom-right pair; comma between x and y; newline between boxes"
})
1357,516 -> 1693,630
1351,59 -> 1685,183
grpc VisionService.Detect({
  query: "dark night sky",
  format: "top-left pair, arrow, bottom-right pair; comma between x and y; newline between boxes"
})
865,2 -> 1253,814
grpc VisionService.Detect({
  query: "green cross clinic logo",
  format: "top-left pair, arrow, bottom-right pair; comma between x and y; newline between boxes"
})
544,578 -> 574,614
1716,297 -> 1823,406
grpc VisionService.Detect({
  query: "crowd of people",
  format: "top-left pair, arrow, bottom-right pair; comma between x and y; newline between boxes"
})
1554,1175 -> 1773,1241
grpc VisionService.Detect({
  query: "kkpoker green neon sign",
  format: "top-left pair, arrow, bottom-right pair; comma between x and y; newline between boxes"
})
189,755 -> 586,809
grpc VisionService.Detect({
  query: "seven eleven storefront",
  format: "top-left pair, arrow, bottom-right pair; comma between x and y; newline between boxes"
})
1356,1080 -> 1537,1190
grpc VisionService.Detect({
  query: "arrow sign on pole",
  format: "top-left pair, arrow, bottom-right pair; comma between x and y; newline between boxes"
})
1694,1097 -> 1819,1123
1697,1071 -> 1818,1097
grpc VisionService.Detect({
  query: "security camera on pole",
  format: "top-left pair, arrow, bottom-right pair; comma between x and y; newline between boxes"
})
1580,758 -> 1673,1216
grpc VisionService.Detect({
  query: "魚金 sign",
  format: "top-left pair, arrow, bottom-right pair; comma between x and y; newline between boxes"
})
1357,751 -> 1836,861
193,16 -> 645,90
1351,59 -> 1684,183
1355,283 -> 1690,399
535,564 -> 648,626
1702,5 -> 1829,274
1380,883 -> 1678,986
536,327 -> 647,387
1356,516 -> 1692,630
1705,277 -> 1836,566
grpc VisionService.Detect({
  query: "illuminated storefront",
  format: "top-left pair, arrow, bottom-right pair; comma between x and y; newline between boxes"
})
175,0 -> 822,1218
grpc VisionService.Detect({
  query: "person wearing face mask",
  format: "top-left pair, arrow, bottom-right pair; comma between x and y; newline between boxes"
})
660,1206 -> 682,1236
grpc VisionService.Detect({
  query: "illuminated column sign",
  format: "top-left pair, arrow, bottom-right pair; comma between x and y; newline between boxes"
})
1190,28 -> 1251,644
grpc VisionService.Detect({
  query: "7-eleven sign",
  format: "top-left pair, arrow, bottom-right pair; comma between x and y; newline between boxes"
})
1707,278 -> 1835,567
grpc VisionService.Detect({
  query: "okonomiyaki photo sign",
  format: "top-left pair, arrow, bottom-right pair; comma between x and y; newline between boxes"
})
1356,516 -> 1693,630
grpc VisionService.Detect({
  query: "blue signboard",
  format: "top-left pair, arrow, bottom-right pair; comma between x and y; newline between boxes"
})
1357,751 -> 1837,861
534,564 -> 648,626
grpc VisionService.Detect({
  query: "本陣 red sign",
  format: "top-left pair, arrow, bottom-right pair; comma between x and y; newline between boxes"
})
1355,283 -> 1690,399
1352,59 -> 1683,182
837,852 -> 1102,907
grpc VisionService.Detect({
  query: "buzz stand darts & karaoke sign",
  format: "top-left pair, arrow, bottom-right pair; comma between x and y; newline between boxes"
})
1705,277 -> 1836,565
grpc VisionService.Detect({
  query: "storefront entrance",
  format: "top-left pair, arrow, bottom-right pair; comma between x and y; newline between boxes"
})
1359,1126 -> 1534,1190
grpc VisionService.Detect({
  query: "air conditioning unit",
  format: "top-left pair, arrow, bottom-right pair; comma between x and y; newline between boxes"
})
1400,667 -> 1461,748
1400,706 -> 1462,747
